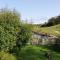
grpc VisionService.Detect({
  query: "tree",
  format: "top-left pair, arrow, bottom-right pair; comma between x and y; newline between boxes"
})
41,15 -> 60,27
44,17 -> 56,27
0,9 -> 21,52
0,8 -> 32,52
55,16 -> 60,24
16,24 -> 32,48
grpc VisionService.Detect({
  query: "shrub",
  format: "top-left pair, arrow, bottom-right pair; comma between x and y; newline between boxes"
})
0,8 -> 32,52
0,9 -> 21,52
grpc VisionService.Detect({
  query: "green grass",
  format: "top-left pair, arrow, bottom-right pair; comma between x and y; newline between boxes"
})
33,24 -> 60,36
0,51 -> 17,60
17,45 -> 60,60
1,45 -> 60,60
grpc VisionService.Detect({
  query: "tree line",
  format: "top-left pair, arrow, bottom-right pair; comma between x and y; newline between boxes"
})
41,15 -> 60,27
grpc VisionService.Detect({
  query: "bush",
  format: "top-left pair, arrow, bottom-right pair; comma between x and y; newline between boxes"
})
0,51 -> 16,60
52,37 -> 60,52
0,8 -> 32,52
16,24 -> 32,47
0,9 -> 20,52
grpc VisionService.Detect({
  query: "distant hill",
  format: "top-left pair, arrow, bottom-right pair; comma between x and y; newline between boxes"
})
33,24 -> 60,36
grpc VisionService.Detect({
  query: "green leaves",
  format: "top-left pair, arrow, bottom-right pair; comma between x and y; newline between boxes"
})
0,9 -> 32,52
0,9 -> 20,52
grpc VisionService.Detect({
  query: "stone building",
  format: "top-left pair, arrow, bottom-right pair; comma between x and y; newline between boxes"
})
30,31 -> 57,45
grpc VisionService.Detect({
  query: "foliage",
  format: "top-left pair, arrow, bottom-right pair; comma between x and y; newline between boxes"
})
52,36 -> 60,52
41,15 -> 60,27
0,9 -> 32,52
0,9 -> 20,51
16,24 -> 32,48
46,17 -> 56,26
0,51 -> 16,60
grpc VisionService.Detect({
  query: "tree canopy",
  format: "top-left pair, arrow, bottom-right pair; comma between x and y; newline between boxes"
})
41,15 -> 60,27
0,9 -> 32,52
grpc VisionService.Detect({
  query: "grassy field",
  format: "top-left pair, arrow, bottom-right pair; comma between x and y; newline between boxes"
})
33,24 -> 60,36
17,45 -> 60,60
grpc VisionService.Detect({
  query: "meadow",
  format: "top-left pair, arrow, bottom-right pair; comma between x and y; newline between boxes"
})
33,24 -> 60,36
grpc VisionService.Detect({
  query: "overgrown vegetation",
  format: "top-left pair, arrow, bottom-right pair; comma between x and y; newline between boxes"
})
52,36 -> 60,52
0,8 -> 32,60
0,9 -> 21,52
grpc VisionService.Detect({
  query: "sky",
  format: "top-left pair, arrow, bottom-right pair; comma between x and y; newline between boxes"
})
0,0 -> 60,24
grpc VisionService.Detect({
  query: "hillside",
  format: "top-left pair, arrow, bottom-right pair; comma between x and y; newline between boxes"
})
33,24 -> 60,36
